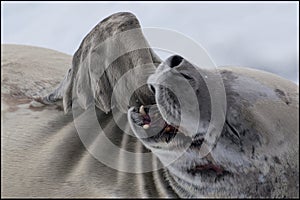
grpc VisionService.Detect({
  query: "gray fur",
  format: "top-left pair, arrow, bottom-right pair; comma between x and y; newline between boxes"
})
2,12 -> 299,198
130,56 -> 299,197
38,12 -> 160,113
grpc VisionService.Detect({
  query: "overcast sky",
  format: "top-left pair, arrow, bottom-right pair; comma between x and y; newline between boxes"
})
1,1 -> 299,83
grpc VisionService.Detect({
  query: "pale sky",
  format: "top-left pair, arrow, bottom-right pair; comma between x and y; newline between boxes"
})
1,1 -> 299,83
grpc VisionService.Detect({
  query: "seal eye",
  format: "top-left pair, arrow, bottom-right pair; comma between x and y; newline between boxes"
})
180,73 -> 193,80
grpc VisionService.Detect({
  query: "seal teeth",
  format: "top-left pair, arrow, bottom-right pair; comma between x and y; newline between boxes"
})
192,162 -> 196,169
165,126 -> 171,132
139,105 -> 146,115
143,124 -> 150,129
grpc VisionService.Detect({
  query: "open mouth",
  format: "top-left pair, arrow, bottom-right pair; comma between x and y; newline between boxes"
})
130,104 -> 179,143
129,104 -> 227,178
129,104 -> 206,146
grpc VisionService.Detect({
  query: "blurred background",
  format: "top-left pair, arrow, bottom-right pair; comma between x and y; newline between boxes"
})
1,1 -> 299,83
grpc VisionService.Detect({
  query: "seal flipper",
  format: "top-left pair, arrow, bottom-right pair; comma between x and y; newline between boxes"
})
33,67 -> 72,108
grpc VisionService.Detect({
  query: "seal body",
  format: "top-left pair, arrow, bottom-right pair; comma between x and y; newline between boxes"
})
2,12 -> 299,198
2,44 -> 299,198
1,44 -> 176,198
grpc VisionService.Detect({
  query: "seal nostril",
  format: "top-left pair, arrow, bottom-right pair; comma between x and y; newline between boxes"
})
169,55 -> 184,68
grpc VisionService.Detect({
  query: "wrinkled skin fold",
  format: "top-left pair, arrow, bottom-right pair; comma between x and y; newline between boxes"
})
2,12 -> 299,198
